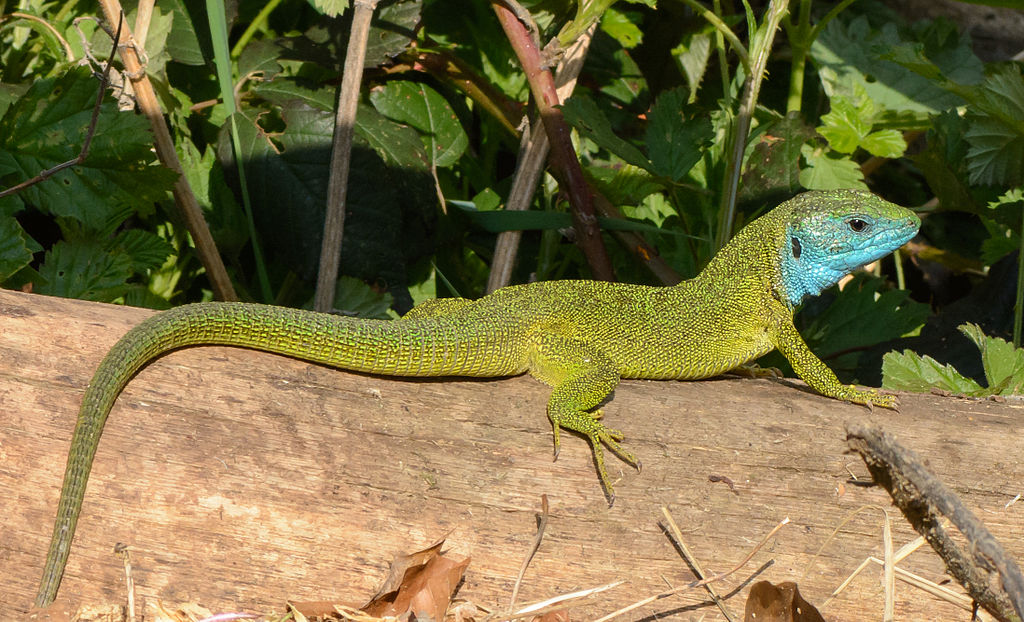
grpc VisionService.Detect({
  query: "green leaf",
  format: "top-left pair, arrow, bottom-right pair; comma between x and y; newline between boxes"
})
329,275 -> 392,319
600,7 -> 643,49
958,323 -> 1024,395
370,82 -> 468,168
560,95 -> 652,171
812,16 -> 983,116
672,26 -> 713,101
645,86 -> 713,181
964,65 -> 1024,187
238,39 -> 284,81
882,349 -> 985,394
817,93 -> 907,158
112,229 -> 175,273
226,99 -> 435,298
0,66 -> 176,231
739,113 -> 816,201
35,240 -> 133,302
860,129 -> 907,159
0,216 -> 34,282
355,103 -> 430,169
798,143 -> 866,190
802,274 -> 930,358
908,110 -> 977,212
817,97 -> 871,153
308,0 -> 348,17
254,77 -> 335,112
163,0 -> 206,65
366,0 -> 421,67
988,187 -> 1024,210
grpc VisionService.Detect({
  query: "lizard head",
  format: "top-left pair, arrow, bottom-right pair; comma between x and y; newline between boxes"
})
777,189 -> 920,307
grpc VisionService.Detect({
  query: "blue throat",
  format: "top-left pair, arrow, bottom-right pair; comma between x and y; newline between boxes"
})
777,219 -> 915,308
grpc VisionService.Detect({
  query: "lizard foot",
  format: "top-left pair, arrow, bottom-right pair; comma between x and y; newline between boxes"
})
549,407 -> 640,503
844,385 -> 899,410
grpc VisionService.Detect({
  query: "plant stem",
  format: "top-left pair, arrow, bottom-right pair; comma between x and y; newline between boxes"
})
98,0 -> 237,300
493,0 -> 614,281
314,0 -> 380,312
679,0 -> 749,71
1015,208 -> 1024,346
230,0 -> 285,59
207,0 -> 268,301
714,0 -> 790,251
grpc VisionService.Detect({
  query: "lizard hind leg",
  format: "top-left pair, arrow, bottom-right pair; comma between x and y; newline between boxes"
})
527,332 -> 640,502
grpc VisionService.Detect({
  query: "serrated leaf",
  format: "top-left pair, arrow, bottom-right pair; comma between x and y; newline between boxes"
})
164,0 -> 206,65
799,143 -> 866,190
988,188 -> 1024,210
0,66 -> 176,231
308,0 -> 348,17
238,39 -> 284,81
882,349 -> 985,394
560,95 -> 651,171
590,164 -> 665,207
958,323 -> 1024,395
329,275 -> 392,319
964,65 -> 1024,187
369,82 -> 468,168
0,216 -> 34,282
812,16 -> 982,115
112,229 -> 175,272
355,103 -> 430,169
817,97 -> 870,153
803,275 -> 929,357
600,7 -> 643,49
672,26 -> 713,101
35,240 -> 133,302
860,129 -> 907,159
224,99 -> 435,297
645,86 -> 712,181
739,114 -> 816,200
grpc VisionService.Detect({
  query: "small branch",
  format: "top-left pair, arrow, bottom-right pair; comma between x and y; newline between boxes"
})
486,22 -> 596,292
314,0 -> 381,312
409,50 -> 523,137
846,424 -> 1024,622
714,0 -> 789,252
492,0 -> 614,281
0,13 -> 74,60
594,517 -> 788,622
95,0 -> 237,301
509,495 -> 550,610
0,15 -> 117,201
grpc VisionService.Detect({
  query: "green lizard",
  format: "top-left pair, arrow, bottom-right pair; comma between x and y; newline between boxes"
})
35,189 -> 919,606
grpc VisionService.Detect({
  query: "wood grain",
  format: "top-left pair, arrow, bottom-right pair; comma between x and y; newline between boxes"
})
1,289 -> 1021,620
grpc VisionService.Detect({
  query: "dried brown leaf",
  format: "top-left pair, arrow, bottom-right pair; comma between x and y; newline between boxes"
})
743,581 -> 826,622
362,539 -> 470,621
531,609 -> 570,622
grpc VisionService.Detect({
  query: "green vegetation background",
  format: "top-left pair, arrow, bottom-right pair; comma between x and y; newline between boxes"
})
1,0 -> 1022,392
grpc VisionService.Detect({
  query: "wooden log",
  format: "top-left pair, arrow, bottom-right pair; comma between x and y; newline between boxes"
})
1,289 -> 1021,620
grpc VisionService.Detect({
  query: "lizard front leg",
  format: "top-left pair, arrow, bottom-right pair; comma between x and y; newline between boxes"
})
771,307 -> 897,409
527,331 -> 640,502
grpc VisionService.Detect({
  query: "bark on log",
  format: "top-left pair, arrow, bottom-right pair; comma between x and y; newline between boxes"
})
1,290 -> 1022,620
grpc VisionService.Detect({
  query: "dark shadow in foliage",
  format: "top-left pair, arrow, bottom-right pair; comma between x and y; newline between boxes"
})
219,137 -> 436,314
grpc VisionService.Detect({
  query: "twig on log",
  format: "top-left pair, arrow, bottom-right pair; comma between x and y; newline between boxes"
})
846,423 -> 1024,622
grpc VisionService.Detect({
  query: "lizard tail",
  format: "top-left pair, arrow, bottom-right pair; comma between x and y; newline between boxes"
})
36,302 -> 520,606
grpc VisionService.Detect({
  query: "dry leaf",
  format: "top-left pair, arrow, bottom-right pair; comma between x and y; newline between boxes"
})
744,581 -> 826,622
531,609 -> 570,622
363,555 -> 470,620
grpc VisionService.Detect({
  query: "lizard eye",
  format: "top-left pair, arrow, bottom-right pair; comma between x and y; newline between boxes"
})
848,218 -> 868,232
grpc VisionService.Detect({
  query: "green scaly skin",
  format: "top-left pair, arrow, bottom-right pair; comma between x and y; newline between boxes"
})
35,189 -> 920,606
